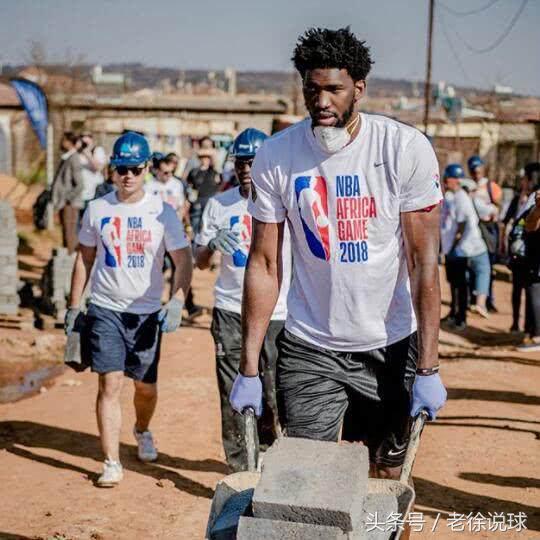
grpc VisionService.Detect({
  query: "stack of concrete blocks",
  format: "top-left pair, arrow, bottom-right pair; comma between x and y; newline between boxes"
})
237,438 -> 397,540
0,201 -> 20,315
41,248 -> 75,320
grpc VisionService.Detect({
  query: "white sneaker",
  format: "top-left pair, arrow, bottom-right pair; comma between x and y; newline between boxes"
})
133,426 -> 158,462
97,459 -> 123,487
517,338 -> 540,352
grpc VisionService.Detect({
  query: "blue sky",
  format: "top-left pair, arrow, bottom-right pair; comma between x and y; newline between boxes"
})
1,0 -> 539,95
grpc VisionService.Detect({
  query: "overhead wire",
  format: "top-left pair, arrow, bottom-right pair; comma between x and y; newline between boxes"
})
439,14 -> 475,87
439,0 -> 501,17
452,0 -> 529,54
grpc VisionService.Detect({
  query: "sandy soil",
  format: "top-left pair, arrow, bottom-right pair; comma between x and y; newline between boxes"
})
0,269 -> 538,540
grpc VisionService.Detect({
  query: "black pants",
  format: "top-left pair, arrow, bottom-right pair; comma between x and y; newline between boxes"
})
210,307 -> 283,472
445,254 -> 468,325
526,280 -> 540,337
511,263 -> 530,330
277,330 -> 417,468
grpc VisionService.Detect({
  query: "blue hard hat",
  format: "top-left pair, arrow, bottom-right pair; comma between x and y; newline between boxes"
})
444,163 -> 465,179
467,155 -> 484,172
110,131 -> 151,167
229,128 -> 268,158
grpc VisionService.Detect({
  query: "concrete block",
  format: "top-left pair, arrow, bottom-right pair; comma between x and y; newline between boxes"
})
252,438 -> 368,532
209,489 -> 253,540
355,493 -> 399,540
237,517 -> 347,540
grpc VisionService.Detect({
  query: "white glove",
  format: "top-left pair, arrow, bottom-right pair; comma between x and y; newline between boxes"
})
158,298 -> 184,333
209,229 -> 240,256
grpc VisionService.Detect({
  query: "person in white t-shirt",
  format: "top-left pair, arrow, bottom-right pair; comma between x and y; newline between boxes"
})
65,132 -> 192,487
195,128 -> 292,472
79,132 -> 108,206
229,28 -> 447,485
145,158 -> 186,216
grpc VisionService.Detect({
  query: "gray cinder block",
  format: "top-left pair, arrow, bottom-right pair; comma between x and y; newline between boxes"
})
237,517 -> 347,539
209,488 -> 254,540
357,493 -> 399,540
252,438 -> 368,532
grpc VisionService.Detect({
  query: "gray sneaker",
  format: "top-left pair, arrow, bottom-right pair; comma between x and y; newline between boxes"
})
133,427 -> 158,462
97,459 -> 123,487
516,340 -> 540,353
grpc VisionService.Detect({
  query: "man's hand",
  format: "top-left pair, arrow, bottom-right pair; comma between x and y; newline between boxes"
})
411,372 -> 447,420
64,307 -> 81,336
535,190 -> 540,208
209,229 -> 240,255
158,298 -> 183,333
229,374 -> 263,417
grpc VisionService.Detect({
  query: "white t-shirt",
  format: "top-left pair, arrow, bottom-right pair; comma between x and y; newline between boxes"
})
79,192 -> 189,314
248,114 -> 442,351
196,186 -> 291,319
453,189 -> 487,258
145,177 -> 185,212
440,191 -> 457,256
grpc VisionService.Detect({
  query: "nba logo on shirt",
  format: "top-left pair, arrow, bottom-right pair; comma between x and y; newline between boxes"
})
100,217 -> 122,267
295,176 -> 330,260
230,215 -> 252,267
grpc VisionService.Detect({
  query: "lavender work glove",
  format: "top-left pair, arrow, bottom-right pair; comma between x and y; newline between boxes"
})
229,373 -> 263,417
158,298 -> 183,333
411,372 -> 447,420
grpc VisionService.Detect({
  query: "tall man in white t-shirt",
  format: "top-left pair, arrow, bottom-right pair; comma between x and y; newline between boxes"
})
195,128 -> 292,472
230,28 -> 447,482
65,132 -> 192,487
145,157 -> 186,217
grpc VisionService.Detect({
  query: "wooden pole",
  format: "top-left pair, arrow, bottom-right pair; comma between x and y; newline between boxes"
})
423,0 -> 435,135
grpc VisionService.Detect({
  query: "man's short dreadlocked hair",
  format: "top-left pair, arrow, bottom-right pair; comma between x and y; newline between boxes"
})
292,27 -> 374,81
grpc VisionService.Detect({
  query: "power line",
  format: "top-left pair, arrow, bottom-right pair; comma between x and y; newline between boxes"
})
454,0 -> 529,54
439,15 -> 474,87
440,0 -> 500,17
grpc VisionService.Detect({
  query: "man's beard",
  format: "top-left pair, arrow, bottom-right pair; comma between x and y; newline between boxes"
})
334,99 -> 356,128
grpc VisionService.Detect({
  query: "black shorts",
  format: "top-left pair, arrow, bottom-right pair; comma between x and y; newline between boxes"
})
276,329 -> 417,467
84,304 -> 162,383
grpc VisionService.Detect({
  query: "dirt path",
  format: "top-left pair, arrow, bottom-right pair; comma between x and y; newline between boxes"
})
0,271 -> 539,539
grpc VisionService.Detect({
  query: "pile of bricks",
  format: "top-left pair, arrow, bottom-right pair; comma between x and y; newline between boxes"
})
0,201 -> 20,315
41,248 -> 75,320
238,438 -> 398,540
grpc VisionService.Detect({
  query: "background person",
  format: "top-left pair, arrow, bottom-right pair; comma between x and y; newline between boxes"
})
79,132 -> 107,208
51,131 -> 84,254
195,128 -> 292,472
65,131 -> 192,487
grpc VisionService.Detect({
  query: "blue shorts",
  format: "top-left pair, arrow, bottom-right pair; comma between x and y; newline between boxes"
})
84,304 -> 162,383
468,251 -> 491,297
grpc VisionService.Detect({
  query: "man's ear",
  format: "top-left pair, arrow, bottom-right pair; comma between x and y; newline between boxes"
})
354,80 -> 366,102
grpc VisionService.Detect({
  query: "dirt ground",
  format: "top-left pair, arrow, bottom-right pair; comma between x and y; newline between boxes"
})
0,268 -> 539,540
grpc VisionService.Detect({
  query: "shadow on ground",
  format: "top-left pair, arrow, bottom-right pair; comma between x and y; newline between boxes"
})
459,472 -> 540,489
0,421 -> 227,499
415,477 -> 540,531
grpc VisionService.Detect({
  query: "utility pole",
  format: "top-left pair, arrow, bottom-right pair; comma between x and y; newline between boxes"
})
423,0 -> 435,135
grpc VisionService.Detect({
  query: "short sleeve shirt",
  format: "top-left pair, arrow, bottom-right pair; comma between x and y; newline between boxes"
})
79,191 -> 189,314
196,187 -> 291,319
248,113 -> 442,351
454,189 -> 487,258
145,177 -> 185,212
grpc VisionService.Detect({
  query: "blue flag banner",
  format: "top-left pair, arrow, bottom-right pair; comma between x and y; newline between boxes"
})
10,78 -> 48,149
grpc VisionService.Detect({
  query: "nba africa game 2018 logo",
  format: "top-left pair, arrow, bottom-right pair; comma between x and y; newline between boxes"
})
295,174 -> 377,264
229,214 -> 252,267
101,217 -> 122,267
295,176 -> 330,260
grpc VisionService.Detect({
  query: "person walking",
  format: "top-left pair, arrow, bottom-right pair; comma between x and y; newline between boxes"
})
195,128 -> 292,472
229,27 -> 446,497
441,164 -> 469,330
51,131 -> 84,254
65,131 -> 192,487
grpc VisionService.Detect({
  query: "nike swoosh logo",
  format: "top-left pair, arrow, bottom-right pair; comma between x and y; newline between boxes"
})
374,161 -> 387,167
387,447 -> 407,456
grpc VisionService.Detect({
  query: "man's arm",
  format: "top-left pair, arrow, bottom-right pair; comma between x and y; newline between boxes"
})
195,245 -> 213,270
450,221 -> 466,254
524,190 -> 540,232
240,219 -> 284,376
168,246 -> 193,302
401,206 -> 441,370
68,244 -> 96,308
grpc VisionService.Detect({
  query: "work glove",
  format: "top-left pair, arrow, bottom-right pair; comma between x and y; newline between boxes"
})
208,229 -> 240,256
158,298 -> 184,333
64,307 -> 81,336
229,373 -> 263,417
411,372 -> 447,420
